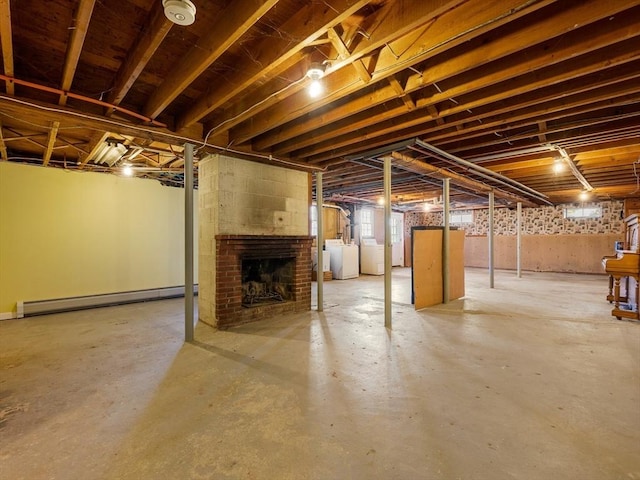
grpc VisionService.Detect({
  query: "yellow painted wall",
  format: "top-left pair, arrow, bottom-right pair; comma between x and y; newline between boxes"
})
0,162 -> 198,316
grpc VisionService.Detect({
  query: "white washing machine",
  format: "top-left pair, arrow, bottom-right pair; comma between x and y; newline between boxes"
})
325,239 -> 359,279
311,247 -> 331,273
360,238 -> 385,275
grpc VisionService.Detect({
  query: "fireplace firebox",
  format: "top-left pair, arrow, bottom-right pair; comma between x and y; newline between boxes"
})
215,235 -> 312,328
241,257 -> 294,306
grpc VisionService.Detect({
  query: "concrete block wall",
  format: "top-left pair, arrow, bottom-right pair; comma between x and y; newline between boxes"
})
197,154 -> 310,327
215,155 -> 309,236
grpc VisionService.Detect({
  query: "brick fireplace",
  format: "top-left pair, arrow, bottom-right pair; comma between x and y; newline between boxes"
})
198,153 -> 312,329
215,235 -> 312,328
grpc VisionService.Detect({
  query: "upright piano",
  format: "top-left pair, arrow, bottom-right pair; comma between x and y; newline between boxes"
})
602,251 -> 639,320
602,213 -> 639,321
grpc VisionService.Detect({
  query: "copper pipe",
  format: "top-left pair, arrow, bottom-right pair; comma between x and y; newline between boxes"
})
0,74 -> 166,127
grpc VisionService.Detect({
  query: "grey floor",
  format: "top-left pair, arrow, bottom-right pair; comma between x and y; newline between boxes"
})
1,268 -> 639,480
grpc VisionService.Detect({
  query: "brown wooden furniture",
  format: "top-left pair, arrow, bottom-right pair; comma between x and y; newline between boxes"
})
602,213 -> 639,320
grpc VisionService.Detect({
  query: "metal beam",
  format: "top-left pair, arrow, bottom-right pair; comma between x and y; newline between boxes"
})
414,139 -> 552,205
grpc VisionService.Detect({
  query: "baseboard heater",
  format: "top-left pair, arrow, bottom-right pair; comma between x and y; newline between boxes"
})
19,285 -> 199,317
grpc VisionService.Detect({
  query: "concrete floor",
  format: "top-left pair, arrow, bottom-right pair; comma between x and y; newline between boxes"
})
1,268 -> 639,480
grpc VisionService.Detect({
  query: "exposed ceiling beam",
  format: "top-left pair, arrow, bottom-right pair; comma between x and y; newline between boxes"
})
230,0 -> 555,145
327,27 -> 371,84
42,121 -> 60,166
263,0 -> 639,156
144,0 -> 280,120
388,77 -> 415,111
106,1 -> 174,111
0,0 -> 14,95
59,0 -> 96,105
0,119 -> 8,161
176,0 -> 373,130
302,62 -> 639,163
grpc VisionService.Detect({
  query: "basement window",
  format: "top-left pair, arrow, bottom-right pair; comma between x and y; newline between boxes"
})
450,211 -> 473,224
563,206 -> 602,219
391,216 -> 401,243
361,209 -> 374,237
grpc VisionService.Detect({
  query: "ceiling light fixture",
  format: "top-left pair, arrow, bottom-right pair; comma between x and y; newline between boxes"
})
579,190 -> 589,201
306,63 -> 325,98
122,165 -> 133,177
552,158 -> 564,174
163,0 -> 196,26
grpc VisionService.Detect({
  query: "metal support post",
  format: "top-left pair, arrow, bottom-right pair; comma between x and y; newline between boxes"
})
489,191 -> 495,289
384,156 -> 392,329
443,178 -> 450,304
316,172 -> 324,312
184,143 -> 195,342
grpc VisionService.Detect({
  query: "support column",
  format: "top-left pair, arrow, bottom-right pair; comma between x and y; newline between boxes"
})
516,201 -> 522,278
316,172 -> 324,312
489,190 -> 495,289
384,156 -> 392,329
443,178 -> 450,304
184,143 -> 194,342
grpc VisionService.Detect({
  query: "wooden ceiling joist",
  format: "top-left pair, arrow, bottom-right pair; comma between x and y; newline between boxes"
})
144,0 -> 281,120
59,0 -> 96,106
0,0 -> 14,95
105,0 -> 174,110
176,0 -> 373,130
0,119 -> 8,161
42,121 -> 60,166
2,0 -> 639,204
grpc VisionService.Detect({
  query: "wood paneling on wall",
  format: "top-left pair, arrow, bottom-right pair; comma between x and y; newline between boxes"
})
465,234 -> 622,273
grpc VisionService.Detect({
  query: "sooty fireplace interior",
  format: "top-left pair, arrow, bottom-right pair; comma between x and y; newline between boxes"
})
215,235 -> 312,328
242,257 -> 294,306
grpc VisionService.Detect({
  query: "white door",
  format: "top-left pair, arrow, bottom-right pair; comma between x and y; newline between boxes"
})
391,212 -> 404,266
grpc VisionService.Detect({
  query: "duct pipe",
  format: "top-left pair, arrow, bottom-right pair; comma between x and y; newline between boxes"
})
443,178 -> 450,304
184,143 -> 195,342
413,140 -> 552,205
384,156 -> 392,329
317,172 -> 324,312
489,191 -> 495,289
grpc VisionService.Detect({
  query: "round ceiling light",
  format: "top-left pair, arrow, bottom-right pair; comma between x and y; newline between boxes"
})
163,0 -> 196,26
